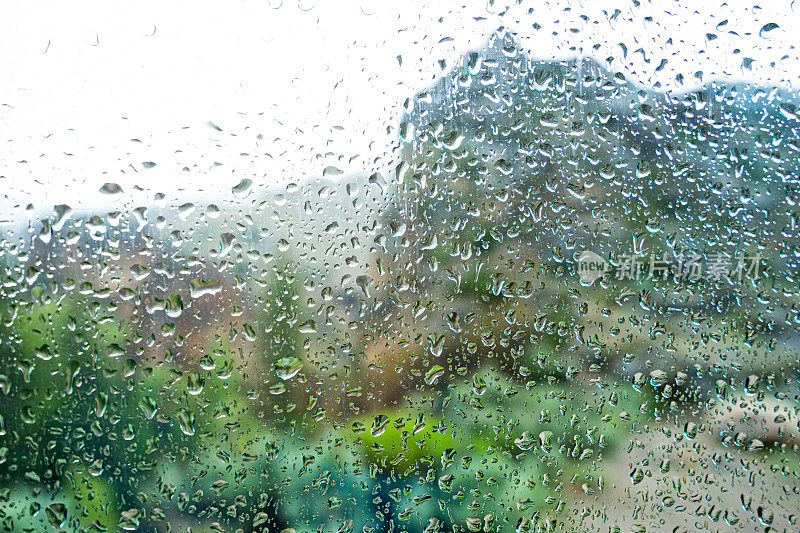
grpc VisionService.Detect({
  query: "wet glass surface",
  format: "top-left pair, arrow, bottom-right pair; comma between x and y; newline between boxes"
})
1,2 -> 800,532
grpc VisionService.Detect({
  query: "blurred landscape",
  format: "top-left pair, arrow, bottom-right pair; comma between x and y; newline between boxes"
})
1,29 -> 800,532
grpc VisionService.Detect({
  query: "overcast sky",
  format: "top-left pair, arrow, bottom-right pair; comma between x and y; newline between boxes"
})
1,0 -> 798,220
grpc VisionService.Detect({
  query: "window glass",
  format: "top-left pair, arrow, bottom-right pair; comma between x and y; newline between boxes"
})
1,2 -> 799,532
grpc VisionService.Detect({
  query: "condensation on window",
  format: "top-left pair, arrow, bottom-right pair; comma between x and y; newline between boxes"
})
1,2 -> 799,532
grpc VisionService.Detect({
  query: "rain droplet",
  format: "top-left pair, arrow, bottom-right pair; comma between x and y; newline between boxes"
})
275,357 -> 303,380
232,178 -> 253,199
99,182 -> 123,195
45,504 -> 67,528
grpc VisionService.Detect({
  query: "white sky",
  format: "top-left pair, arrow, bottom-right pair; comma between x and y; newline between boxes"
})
0,0 -> 799,220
